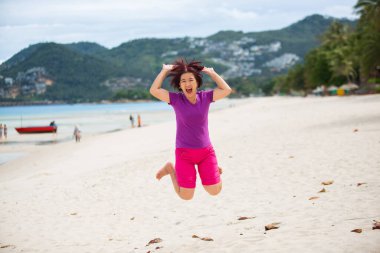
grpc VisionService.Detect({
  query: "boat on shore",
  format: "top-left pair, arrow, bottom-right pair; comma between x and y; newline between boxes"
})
15,126 -> 57,134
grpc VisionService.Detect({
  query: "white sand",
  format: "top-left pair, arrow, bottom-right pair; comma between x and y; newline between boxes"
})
0,95 -> 379,253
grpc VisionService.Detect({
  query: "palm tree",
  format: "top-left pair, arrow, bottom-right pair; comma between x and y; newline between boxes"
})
321,22 -> 357,83
354,0 -> 380,81
354,0 -> 380,23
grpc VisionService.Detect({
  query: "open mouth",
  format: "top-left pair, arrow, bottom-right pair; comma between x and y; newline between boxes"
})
185,88 -> 193,94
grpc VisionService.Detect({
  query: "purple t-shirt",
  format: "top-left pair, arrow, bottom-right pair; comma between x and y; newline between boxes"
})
169,90 -> 214,148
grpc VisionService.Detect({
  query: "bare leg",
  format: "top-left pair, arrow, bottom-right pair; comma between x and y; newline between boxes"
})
156,162 -> 194,200
204,182 -> 222,196
203,166 -> 223,196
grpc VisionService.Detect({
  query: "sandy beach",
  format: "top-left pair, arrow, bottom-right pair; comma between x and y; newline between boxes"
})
0,95 -> 379,253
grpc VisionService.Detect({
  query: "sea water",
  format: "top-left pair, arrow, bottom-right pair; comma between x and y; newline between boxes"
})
0,98 -> 239,144
0,102 -> 172,140
0,98 -> 241,165
0,101 -> 174,164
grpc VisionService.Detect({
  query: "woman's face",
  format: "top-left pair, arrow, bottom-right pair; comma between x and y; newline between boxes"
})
180,72 -> 198,99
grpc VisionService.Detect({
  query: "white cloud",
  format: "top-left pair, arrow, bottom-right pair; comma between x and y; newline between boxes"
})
323,5 -> 358,19
0,0 -> 193,26
216,7 -> 258,20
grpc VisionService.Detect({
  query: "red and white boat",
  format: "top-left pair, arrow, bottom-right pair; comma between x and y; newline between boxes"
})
15,126 -> 57,134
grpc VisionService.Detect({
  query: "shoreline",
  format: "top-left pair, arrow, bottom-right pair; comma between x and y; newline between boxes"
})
0,99 -> 158,107
0,97 -> 247,165
2,92 -> 379,107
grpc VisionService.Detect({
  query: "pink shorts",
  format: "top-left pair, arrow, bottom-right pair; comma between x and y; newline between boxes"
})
175,145 -> 221,188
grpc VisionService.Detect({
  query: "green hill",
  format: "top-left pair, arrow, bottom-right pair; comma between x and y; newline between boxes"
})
64,42 -> 109,57
0,43 -> 124,102
0,14 -> 356,102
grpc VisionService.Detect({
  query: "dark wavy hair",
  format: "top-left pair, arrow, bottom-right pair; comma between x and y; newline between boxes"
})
168,58 -> 204,91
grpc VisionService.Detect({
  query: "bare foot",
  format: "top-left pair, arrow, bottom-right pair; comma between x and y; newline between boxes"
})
156,162 -> 174,180
219,166 -> 223,175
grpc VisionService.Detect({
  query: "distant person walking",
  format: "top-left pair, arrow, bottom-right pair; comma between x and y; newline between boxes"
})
50,121 -> 57,134
3,124 -> 7,139
73,125 -> 81,143
137,114 -> 142,128
0,124 -> 3,140
129,114 -> 135,128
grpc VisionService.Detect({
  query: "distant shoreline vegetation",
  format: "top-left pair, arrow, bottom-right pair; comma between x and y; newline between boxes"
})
0,96 -> 158,107
273,0 -> 380,95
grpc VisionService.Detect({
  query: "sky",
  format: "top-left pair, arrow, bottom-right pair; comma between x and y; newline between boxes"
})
0,0 -> 359,64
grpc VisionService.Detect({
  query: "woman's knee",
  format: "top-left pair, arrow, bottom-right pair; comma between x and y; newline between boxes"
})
208,188 -> 222,196
179,194 -> 193,200
204,183 -> 222,196
178,188 -> 194,200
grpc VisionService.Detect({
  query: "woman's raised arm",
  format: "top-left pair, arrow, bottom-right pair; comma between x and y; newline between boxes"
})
149,64 -> 173,103
202,67 -> 232,101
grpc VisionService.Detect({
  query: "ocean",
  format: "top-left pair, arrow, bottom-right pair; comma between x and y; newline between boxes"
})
0,101 -> 172,140
0,101 -> 174,164
0,98 -> 239,145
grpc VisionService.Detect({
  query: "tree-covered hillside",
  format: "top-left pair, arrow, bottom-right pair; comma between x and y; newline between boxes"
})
0,14 -> 357,102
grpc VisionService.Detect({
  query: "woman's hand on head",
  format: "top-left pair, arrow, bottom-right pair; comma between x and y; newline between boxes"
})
202,67 -> 216,76
162,64 -> 174,72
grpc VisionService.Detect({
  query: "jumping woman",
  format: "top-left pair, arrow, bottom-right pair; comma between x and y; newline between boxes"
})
150,59 -> 232,200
